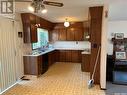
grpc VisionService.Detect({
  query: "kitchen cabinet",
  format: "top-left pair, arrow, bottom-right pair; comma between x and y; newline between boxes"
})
23,55 -> 43,76
89,6 -> 103,84
81,54 -> 90,72
74,28 -> 84,41
58,28 -> 67,41
49,29 -> 59,42
59,50 -> 66,62
58,50 -> 82,63
66,28 -> 75,41
23,51 -> 56,76
48,50 -> 58,66
30,24 -> 38,42
21,13 -> 54,43
21,13 -> 37,43
71,50 -> 82,63
51,22 -> 85,41
65,50 -> 72,62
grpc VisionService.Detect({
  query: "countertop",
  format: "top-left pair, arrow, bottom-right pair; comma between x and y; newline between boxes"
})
23,48 -> 91,57
23,48 -> 55,57
81,51 -> 91,54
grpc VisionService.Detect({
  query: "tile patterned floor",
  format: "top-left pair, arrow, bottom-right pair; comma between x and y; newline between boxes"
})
2,62 -> 110,95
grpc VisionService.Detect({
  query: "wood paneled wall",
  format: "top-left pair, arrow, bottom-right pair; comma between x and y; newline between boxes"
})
89,6 -> 103,84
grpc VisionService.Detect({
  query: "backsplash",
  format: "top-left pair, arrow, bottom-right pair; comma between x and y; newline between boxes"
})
52,41 -> 91,50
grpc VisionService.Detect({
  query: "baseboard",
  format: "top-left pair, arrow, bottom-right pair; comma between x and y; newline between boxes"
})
0,82 -> 18,95
99,85 -> 107,90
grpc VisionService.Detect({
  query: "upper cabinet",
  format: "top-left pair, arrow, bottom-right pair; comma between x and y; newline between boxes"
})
67,28 -> 75,41
21,13 -> 54,43
58,28 -> 67,41
89,6 -> 103,43
50,22 -> 86,41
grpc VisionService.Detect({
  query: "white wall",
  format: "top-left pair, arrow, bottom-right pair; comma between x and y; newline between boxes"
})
100,5 -> 108,89
108,21 -> 127,55
52,41 -> 91,50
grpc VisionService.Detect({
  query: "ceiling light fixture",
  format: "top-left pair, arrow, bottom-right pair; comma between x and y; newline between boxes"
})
28,1 -> 48,14
64,18 -> 70,27
41,9 -> 47,14
28,6 -> 34,12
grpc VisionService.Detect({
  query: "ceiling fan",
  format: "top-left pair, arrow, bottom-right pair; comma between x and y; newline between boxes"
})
15,0 -> 64,13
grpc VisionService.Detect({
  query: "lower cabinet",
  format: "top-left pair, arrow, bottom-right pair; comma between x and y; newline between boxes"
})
48,50 -> 58,66
81,54 -> 90,72
23,50 -> 83,76
23,55 -> 43,76
59,50 -> 82,63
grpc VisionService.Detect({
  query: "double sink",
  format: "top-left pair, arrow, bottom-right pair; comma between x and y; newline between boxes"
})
28,48 -> 55,56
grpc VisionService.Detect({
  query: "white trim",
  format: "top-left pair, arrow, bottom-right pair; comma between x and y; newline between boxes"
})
0,82 -> 18,95
100,5 -> 108,89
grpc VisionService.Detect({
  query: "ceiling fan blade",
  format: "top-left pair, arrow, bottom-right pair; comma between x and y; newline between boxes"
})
14,0 -> 32,2
43,1 -> 64,7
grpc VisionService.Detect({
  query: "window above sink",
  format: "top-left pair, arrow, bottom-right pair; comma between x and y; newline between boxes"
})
32,28 -> 49,50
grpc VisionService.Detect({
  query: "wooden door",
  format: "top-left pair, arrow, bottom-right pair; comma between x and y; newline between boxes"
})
58,28 -> 67,41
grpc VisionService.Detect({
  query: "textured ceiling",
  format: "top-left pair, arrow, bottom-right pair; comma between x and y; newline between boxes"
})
15,0 -> 127,22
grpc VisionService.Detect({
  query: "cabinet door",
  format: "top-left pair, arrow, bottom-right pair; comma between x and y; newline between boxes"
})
48,51 -> 56,66
36,16 -> 40,25
71,50 -> 79,63
58,28 -> 67,41
59,50 -> 66,62
78,50 -> 82,63
82,54 -> 90,72
55,50 -> 60,62
74,28 -> 84,41
50,29 -> 59,41
66,50 -> 72,62
67,28 -> 75,41
37,56 -> 43,75
29,14 -> 36,24
90,19 -> 102,43
30,24 -> 38,43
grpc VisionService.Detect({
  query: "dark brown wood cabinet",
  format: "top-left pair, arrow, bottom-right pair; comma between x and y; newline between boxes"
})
59,50 -> 66,62
89,6 -> 103,84
81,54 -> 90,72
67,28 -> 75,41
71,50 -> 82,63
50,22 -> 85,41
21,13 -> 38,43
48,50 -> 58,66
58,50 -> 82,63
21,13 -> 54,43
58,28 -> 67,41
74,28 -> 84,41
49,29 -> 59,42
30,24 -> 38,42
23,55 -> 42,76
65,50 -> 72,62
